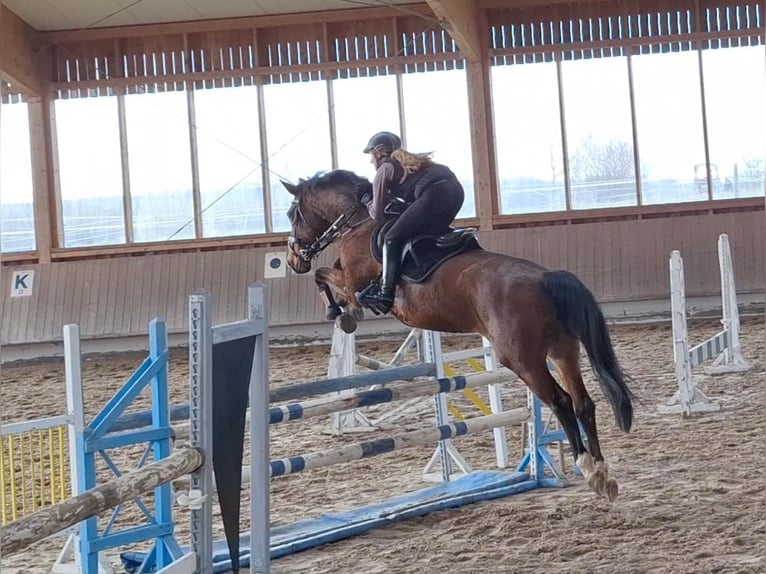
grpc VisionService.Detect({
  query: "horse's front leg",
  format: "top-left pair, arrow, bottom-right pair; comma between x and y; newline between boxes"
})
315,265 -> 363,333
315,271 -> 343,321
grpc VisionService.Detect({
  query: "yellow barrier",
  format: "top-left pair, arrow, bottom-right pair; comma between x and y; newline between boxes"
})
443,359 -> 493,419
0,426 -> 70,525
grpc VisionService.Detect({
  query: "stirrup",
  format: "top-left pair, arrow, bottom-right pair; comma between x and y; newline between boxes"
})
356,282 -> 395,316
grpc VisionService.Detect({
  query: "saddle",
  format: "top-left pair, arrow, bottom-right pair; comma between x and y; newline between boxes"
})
370,219 -> 482,284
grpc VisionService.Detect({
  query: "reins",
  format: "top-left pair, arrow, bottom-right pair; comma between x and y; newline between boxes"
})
297,204 -> 367,262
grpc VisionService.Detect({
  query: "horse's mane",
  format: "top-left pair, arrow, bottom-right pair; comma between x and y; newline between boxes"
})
288,169 -> 372,226
302,169 -> 372,199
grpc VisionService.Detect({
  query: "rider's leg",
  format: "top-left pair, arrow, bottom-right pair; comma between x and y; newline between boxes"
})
356,233 -> 406,315
373,236 -> 403,311
356,179 -> 465,314
357,193 -> 434,314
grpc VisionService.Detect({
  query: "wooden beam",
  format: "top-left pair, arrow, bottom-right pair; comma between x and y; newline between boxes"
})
425,0 -> 483,63
33,3 -> 433,45
0,5 -> 41,98
47,52 -> 463,92
479,0 -> 604,8
491,197 -> 765,228
464,10 -> 497,231
26,101 -> 54,262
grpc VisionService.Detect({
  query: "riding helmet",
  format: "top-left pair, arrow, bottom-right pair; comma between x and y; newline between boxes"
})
363,131 -> 402,154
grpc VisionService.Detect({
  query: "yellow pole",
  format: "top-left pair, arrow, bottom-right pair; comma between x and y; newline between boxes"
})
9,436 -> 19,520
0,437 -> 8,524
48,428 -> 56,505
25,433 -> 33,513
37,430 -> 45,509
57,426 -> 66,500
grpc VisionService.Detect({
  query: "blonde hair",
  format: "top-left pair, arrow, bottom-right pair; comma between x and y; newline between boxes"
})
391,148 -> 433,174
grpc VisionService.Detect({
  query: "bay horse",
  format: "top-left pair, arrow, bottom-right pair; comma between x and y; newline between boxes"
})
283,169 -> 635,501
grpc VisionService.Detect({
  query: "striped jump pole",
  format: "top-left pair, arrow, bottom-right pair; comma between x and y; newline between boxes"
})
109,364 -> 436,436
269,408 -> 530,478
203,370 -> 519,486
269,362 -> 436,404
269,369 -> 514,425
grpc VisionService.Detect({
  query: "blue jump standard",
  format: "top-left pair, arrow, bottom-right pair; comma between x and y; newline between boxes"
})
120,469 -> 556,574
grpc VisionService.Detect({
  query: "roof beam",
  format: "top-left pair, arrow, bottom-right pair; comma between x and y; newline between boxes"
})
425,0 -> 483,62
0,5 -> 41,98
33,3 -> 433,44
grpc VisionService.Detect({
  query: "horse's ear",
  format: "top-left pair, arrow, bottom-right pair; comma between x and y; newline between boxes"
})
281,180 -> 299,196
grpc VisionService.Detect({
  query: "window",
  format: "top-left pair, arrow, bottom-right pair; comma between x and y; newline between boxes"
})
0,102 -> 35,252
333,74 -> 400,180
632,51 -> 706,205
264,81 -> 332,232
194,86 -> 266,237
56,96 -> 125,247
492,61 -> 566,214
702,45 -> 766,199
401,69 -> 476,218
561,56 -> 637,209
124,90 -> 194,242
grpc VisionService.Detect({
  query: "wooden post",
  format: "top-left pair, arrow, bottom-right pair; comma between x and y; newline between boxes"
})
0,448 -> 203,556
463,12 -> 498,231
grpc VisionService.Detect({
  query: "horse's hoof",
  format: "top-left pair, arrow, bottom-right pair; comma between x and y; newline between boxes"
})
349,306 -> 365,322
587,469 -> 608,497
325,305 -> 343,321
336,313 -> 358,334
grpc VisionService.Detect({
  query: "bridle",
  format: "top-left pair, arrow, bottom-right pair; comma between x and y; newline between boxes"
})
289,202 -> 365,262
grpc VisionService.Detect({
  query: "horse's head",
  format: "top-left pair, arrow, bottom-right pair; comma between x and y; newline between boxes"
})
283,169 -> 372,274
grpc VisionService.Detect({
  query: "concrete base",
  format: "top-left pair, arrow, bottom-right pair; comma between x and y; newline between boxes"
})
2,293 -> 763,364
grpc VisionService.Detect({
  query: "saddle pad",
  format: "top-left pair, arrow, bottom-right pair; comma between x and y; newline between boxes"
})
369,220 -> 482,284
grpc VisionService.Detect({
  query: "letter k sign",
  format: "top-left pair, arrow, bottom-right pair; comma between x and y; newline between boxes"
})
11,270 -> 35,297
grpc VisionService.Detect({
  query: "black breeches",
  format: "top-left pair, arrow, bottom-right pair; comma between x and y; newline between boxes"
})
384,178 -> 464,246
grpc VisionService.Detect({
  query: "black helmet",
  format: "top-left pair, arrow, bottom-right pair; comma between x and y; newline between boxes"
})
363,131 -> 401,154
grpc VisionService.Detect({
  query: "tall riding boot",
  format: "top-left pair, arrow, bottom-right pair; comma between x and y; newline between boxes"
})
356,240 -> 402,315
377,239 -> 402,306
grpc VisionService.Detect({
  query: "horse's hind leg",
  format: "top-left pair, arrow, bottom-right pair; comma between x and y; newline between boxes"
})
498,350 -> 590,488
549,335 -> 618,501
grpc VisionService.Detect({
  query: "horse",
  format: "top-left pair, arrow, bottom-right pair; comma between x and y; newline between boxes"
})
282,169 -> 635,501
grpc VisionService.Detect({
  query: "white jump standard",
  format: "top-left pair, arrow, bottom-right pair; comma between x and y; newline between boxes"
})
660,233 -> 750,416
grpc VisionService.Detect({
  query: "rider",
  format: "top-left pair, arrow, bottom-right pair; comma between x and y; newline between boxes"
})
356,131 -> 465,315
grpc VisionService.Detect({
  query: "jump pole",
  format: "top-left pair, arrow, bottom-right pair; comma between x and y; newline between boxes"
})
230,370 -> 516,486
269,409 -> 530,477
269,370 -> 514,425
334,327 -> 429,435
336,326 -> 511,471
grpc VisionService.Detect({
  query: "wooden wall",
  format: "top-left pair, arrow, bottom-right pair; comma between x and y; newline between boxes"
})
1,211 -> 763,347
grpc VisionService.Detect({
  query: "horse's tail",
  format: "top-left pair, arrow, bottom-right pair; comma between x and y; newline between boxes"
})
542,270 -> 635,433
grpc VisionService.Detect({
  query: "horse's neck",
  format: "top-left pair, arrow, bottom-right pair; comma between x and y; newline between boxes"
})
345,218 -> 375,243
315,197 -> 357,226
